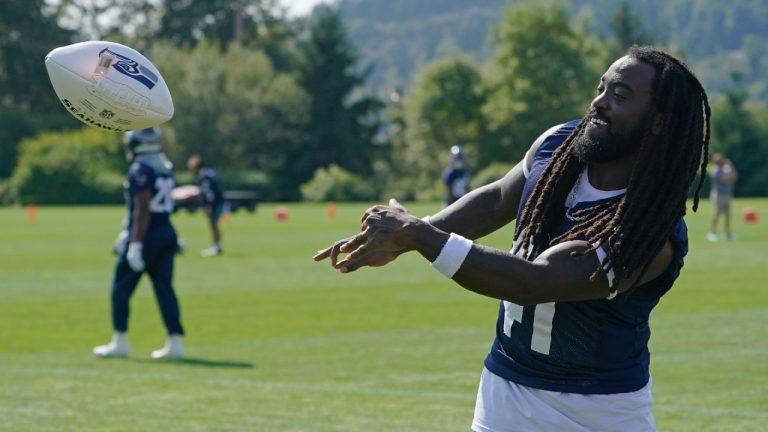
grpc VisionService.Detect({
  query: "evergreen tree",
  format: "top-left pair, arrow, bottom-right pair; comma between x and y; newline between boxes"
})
292,6 -> 383,200
0,0 -> 75,178
608,1 -> 658,60
0,0 -> 74,112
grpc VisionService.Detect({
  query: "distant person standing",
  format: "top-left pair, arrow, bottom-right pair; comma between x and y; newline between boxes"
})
94,127 -> 185,359
443,145 -> 471,206
707,153 -> 738,241
187,154 -> 225,256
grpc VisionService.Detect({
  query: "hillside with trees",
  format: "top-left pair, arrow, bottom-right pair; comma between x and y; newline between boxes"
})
0,0 -> 766,204
339,0 -> 768,104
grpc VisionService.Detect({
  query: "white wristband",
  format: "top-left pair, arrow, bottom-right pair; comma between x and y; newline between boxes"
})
431,233 -> 473,278
422,215 -> 432,225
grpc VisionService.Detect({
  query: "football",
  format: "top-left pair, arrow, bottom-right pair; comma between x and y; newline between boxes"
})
44,41 -> 174,132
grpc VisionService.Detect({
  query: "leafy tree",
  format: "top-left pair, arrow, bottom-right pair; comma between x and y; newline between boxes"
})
149,41 -> 310,183
293,6 -> 384,200
484,2 -> 603,161
52,0 -> 159,45
401,57 -> 487,186
710,86 -> 768,196
156,0 -> 296,68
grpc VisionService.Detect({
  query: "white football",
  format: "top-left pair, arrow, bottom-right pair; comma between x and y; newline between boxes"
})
45,41 -> 174,132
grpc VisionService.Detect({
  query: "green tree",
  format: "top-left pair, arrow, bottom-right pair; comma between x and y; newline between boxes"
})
156,0 -> 296,67
53,0 -> 159,44
0,0 -> 74,111
710,86 -> 768,196
149,41 -> 310,199
0,108 -> 34,178
0,0 -> 76,181
294,6 -> 384,200
401,57 -> 487,190
484,2 -> 603,161
607,1 -> 659,60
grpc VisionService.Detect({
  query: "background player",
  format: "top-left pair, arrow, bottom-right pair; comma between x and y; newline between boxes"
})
707,152 -> 738,241
187,154 -> 225,256
442,145 -> 471,206
93,127 -> 185,360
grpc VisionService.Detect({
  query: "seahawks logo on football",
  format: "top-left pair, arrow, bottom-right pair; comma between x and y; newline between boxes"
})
99,48 -> 159,90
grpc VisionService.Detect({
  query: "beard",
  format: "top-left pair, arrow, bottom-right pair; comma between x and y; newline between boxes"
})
572,113 -> 646,163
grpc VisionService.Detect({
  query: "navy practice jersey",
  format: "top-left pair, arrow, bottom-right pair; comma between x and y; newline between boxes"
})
125,153 -> 177,240
197,167 -> 224,206
483,119 -> 689,394
443,165 -> 471,204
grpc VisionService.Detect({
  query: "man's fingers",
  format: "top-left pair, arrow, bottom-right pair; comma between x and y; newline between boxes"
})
336,254 -> 369,274
340,227 -> 372,253
313,246 -> 333,261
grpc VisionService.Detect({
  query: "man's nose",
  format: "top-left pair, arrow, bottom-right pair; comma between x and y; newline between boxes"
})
591,91 -> 609,111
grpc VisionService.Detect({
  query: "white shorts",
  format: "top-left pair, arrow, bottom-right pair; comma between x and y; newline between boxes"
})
471,367 -> 655,432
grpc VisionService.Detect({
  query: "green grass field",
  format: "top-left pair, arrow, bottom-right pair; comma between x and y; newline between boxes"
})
0,199 -> 766,431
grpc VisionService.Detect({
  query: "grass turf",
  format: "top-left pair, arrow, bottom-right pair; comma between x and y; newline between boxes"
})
0,200 -> 766,431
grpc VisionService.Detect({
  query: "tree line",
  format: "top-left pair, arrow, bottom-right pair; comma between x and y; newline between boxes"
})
1,0 -> 766,205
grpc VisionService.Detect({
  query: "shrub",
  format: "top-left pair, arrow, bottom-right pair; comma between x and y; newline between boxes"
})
11,128 -> 124,204
301,164 -> 377,202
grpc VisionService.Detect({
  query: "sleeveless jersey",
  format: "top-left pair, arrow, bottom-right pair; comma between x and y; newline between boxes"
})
483,119 -> 689,394
125,154 -> 177,241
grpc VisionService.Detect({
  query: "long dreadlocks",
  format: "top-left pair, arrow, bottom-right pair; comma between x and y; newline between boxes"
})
512,45 -> 711,290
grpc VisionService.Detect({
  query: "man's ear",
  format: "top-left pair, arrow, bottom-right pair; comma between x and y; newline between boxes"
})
652,114 -> 665,135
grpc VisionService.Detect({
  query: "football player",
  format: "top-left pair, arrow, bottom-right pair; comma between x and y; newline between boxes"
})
187,154 -> 225,257
315,46 -> 711,431
94,127 -> 185,359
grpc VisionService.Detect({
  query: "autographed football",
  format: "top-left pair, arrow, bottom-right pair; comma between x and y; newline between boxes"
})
45,41 -> 174,132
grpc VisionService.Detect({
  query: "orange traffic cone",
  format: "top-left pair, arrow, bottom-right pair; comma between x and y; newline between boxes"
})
27,204 -> 37,223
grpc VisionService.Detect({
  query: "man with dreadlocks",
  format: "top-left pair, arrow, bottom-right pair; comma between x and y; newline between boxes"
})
314,45 -> 710,430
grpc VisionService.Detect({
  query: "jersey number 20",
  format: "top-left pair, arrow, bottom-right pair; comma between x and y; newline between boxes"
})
150,177 -> 175,213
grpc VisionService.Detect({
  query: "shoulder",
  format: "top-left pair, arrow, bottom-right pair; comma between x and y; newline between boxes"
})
128,161 -> 156,178
523,119 -> 581,177
525,120 -> 580,175
128,162 -> 156,188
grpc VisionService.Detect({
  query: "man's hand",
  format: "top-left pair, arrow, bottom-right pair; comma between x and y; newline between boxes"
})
313,198 -> 415,273
126,242 -> 145,272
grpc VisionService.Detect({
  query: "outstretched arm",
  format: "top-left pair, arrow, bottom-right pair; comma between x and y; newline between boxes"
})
313,124 -> 558,270
334,203 -> 673,305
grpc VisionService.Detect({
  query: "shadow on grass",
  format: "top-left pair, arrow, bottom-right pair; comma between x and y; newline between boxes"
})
131,357 -> 254,368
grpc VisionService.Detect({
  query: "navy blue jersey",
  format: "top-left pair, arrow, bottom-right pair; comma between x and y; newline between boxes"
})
125,154 -> 176,240
443,165 -> 471,204
197,167 -> 224,206
483,120 -> 689,394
